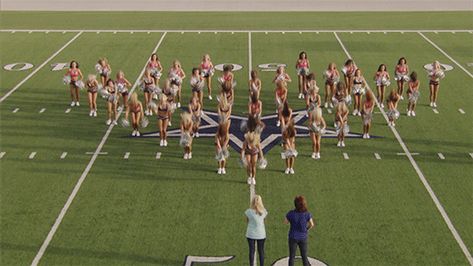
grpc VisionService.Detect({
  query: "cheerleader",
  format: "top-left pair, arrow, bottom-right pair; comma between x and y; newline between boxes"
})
200,54 -> 214,100
352,68 -> 367,116
342,59 -> 357,95
156,94 -> 171,146
374,64 -> 390,108
296,51 -> 310,99
407,71 -> 420,117
65,61 -> 83,107
85,74 -> 99,116
386,90 -> 400,127
180,112 -> 194,159
104,79 -> 118,126
215,119 -> 230,174
428,61 -> 444,108
241,131 -> 263,185
141,69 -> 156,116
305,73 -> 321,117
249,70 -> 262,99
96,58 -> 111,86
188,68 -> 204,106
362,89 -> 375,139
275,81 -> 288,127
332,82 -> 348,108
282,121 -> 297,174
323,63 -> 340,108
115,71 -> 132,118
169,60 -> 186,108
147,53 -> 163,85
280,101 -> 293,131
272,66 -> 292,84
308,107 -> 326,159
162,79 -> 177,127
127,92 -> 144,137
395,57 -> 409,100
189,94 -> 202,137
249,93 -> 262,119
219,65 -> 235,104
335,101 -> 349,147
218,94 -> 232,124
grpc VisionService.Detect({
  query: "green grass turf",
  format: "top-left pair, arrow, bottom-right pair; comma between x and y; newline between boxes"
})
1,13 -> 472,266
0,11 -> 472,30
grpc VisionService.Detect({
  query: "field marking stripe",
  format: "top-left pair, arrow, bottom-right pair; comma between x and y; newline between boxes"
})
343,152 -> 349,159
155,152 -> 161,159
438,153 -> 445,160
30,32 -> 168,266
39,108 -> 46,113
0,31 -> 83,104
469,153 -> 473,159
458,109 -> 465,114
1,29 -> 472,33
65,108 -> 71,113
335,32 -> 473,265
28,152 -> 37,159
433,109 -> 439,114
418,32 -> 473,79
124,152 -> 130,159
60,152 -> 67,159
374,153 -> 381,160
0,152 -> 6,159
12,108 -> 19,113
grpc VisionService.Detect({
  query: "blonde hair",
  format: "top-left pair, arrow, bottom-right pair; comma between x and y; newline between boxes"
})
173,60 -> 181,68
129,92 -> 139,105
116,70 -> 124,79
433,60 -> 440,70
159,94 -> 168,104
312,107 -> 323,121
250,195 -> 266,216
245,131 -> 260,146
219,93 -> 229,109
87,74 -> 96,81
181,112 -> 192,125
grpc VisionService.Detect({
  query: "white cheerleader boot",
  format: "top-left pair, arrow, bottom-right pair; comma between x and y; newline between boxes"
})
222,168 -> 226,174
247,177 -> 252,184
71,101 -> 75,107
290,168 -> 295,174
75,101 -> 80,106
311,152 -> 316,159
284,168 -> 290,174
106,119 -> 112,126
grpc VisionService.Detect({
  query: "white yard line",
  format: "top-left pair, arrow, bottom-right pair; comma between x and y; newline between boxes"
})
0,31 -> 83,104
248,32 -> 252,80
458,109 -> 465,114
60,152 -> 67,159
374,153 -> 381,160
397,152 -> 420,156
469,153 -> 473,159
334,32 -> 473,266
28,152 -> 37,159
30,32 -> 168,266
39,108 -> 46,113
418,32 -> 473,79
0,152 -> 6,159
12,108 -> 19,113
0,29 -> 472,33
438,153 -> 445,160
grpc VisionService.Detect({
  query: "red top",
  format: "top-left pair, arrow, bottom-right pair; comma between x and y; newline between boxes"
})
148,61 -> 158,68
223,73 -> 232,81
297,59 -> 308,68
201,62 -> 211,70
396,65 -> 408,74
68,69 -> 80,80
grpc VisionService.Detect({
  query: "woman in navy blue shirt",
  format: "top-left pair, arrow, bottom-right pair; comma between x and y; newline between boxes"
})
284,195 -> 315,266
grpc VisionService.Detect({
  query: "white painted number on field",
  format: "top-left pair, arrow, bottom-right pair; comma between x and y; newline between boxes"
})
183,256 -> 234,266
3,62 -> 34,71
213,63 -> 243,72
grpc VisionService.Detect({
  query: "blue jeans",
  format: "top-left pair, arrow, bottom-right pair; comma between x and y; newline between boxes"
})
247,238 -> 265,266
288,238 -> 309,266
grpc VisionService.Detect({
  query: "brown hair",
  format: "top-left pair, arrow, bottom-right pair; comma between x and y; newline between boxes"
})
285,121 -> 296,138
294,195 -> 308,212
251,70 -> 258,80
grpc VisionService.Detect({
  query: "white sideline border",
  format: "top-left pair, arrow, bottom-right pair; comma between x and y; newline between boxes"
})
1,29 -> 472,33
334,32 -> 473,265
0,31 -> 83,103
30,32 -> 168,266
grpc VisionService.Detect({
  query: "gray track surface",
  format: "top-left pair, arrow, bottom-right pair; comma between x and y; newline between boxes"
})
1,0 -> 472,11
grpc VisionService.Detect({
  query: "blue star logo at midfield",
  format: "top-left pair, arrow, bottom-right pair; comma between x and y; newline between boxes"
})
140,109 -> 369,154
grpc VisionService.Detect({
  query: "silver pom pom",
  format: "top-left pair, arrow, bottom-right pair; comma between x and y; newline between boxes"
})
363,113 -> 372,125
409,90 -> 420,103
117,83 -> 126,93
95,64 -> 102,74
63,75 -> 71,85
381,77 -> 390,87
75,80 -> 85,89
120,118 -> 130,127
345,94 -> 352,105
257,157 -> 268,169
240,120 -> 248,133
140,117 -> 149,128
99,88 -> 110,99
179,132 -> 192,147
284,149 -> 298,158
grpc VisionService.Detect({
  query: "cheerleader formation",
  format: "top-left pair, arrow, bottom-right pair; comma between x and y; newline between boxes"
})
63,53 -> 446,182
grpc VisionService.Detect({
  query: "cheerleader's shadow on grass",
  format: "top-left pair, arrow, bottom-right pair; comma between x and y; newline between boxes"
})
0,242 -> 181,265
106,172 -> 246,184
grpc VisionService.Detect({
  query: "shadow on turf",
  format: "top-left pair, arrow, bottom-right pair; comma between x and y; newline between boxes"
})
0,242 -> 182,265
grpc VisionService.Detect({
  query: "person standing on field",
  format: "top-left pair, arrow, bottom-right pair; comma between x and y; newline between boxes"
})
245,195 -> 267,266
285,195 -> 315,266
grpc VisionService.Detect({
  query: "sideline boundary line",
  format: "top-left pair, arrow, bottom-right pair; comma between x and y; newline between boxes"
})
334,32 -> 473,266
1,29 -> 472,33
30,32 -> 168,266
0,31 -> 83,103
418,32 -> 473,79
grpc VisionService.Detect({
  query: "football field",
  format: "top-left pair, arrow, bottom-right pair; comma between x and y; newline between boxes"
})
1,12 -> 472,266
